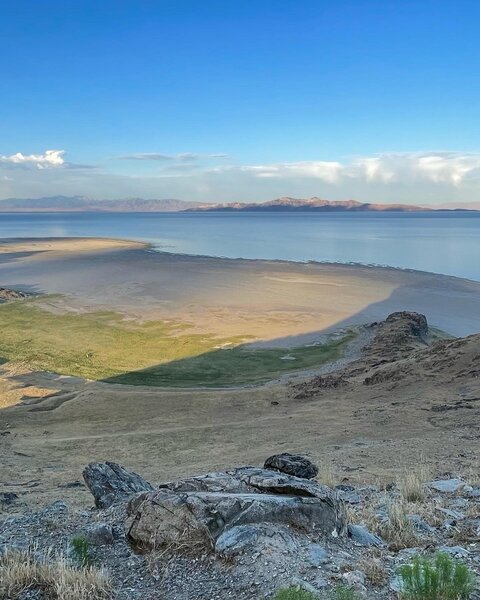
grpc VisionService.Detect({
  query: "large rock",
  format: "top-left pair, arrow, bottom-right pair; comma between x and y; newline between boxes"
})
83,461 -> 154,508
264,453 -> 318,479
126,488 -> 345,550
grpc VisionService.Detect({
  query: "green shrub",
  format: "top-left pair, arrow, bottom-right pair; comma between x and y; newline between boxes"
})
332,586 -> 361,600
398,552 -> 476,599
272,587 -> 318,600
71,536 -> 94,567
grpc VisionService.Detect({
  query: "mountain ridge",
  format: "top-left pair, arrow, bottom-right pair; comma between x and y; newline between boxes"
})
0,195 -> 477,212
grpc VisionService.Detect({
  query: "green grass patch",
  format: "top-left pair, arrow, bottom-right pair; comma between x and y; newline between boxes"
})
0,299 -> 356,387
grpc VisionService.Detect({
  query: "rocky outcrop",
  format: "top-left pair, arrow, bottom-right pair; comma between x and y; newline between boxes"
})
126,489 -> 343,550
127,464 -> 345,550
0,287 -> 28,301
82,461 -> 154,508
264,452 -> 318,479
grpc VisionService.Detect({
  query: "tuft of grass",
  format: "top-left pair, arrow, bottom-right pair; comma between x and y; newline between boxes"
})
0,299 -> 355,387
71,536 -> 94,567
273,587 -> 319,600
317,462 -> 337,488
377,498 -> 419,551
0,549 -> 111,600
398,463 -> 431,502
398,552 -> 476,599
357,553 -> 388,586
332,586 -> 362,600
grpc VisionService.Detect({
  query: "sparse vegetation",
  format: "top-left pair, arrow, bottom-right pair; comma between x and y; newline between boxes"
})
0,299 -> 355,386
377,498 -> 419,550
357,553 -> 388,586
398,461 -> 431,502
331,585 -> 362,600
71,536 -> 94,567
398,552 -> 476,599
316,461 -> 337,488
272,587 -> 319,600
0,549 -> 111,600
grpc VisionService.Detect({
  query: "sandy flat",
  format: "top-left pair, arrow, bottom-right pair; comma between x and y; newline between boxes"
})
0,237 -> 479,341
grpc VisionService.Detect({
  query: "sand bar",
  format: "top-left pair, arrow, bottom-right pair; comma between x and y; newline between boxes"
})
0,237 -> 479,340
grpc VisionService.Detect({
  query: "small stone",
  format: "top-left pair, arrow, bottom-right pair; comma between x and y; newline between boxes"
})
438,545 -> 469,558
342,570 -> 366,590
428,479 -> 463,493
0,492 -> 18,505
42,500 -> 69,517
347,524 -> 384,547
289,577 -> 321,595
408,514 -> 436,534
85,523 -> 115,546
307,544 -> 329,566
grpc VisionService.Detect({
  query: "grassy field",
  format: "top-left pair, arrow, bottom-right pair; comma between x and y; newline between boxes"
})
0,299 -> 355,387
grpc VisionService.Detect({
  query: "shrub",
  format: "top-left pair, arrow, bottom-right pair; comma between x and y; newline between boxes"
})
398,552 -> 476,600
71,536 -> 94,567
273,587 -> 318,600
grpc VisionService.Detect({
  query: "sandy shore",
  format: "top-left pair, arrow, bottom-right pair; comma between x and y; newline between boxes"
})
0,237 -> 479,341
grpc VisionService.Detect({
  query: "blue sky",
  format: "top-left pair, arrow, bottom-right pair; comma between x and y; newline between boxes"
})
1,0 -> 480,204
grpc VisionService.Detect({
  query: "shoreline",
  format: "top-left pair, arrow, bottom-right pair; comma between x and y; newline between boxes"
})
0,236 -> 479,341
2,235 -> 479,284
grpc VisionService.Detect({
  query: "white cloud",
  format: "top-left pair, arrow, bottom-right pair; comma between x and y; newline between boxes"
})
119,152 -> 231,162
234,152 -> 480,187
0,149 -> 65,169
238,161 -> 343,183
351,152 -> 480,185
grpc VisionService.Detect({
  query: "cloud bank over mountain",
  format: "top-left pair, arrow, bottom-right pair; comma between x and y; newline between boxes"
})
1,149 -> 479,205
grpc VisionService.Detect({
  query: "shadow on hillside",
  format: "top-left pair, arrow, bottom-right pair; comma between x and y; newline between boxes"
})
1,278 -> 480,400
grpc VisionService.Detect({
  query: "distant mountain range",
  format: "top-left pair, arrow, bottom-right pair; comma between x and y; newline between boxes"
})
0,195 -> 477,212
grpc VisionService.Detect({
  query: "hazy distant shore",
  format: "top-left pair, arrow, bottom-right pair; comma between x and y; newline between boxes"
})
0,237 -> 479,340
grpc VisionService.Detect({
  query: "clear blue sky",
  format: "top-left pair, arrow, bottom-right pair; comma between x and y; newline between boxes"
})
1,0 -> 480,204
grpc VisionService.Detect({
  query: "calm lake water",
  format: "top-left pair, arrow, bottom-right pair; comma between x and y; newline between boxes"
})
0,211 -> 479,281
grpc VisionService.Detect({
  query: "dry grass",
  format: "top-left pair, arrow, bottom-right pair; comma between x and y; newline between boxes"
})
378,498 -> 420,551
317,462 -> 338,488
0,549 -> 111,600
347,493 -> 422,551
398,462 -> 431,502
357,552 -> 388,586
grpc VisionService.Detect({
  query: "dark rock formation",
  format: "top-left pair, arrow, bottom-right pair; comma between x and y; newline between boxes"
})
264,453 -> 319,479
82,462 -> 154,509
126,488 -> 344,550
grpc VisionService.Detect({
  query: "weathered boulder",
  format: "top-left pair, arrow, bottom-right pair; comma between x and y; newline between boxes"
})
126,489 -> 345,550
264,453 -> 318,479
83,461 -> 154,509
233,467 -> 339,504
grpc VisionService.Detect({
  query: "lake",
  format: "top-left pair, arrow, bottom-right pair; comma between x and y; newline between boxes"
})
0,211 -> 479,281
